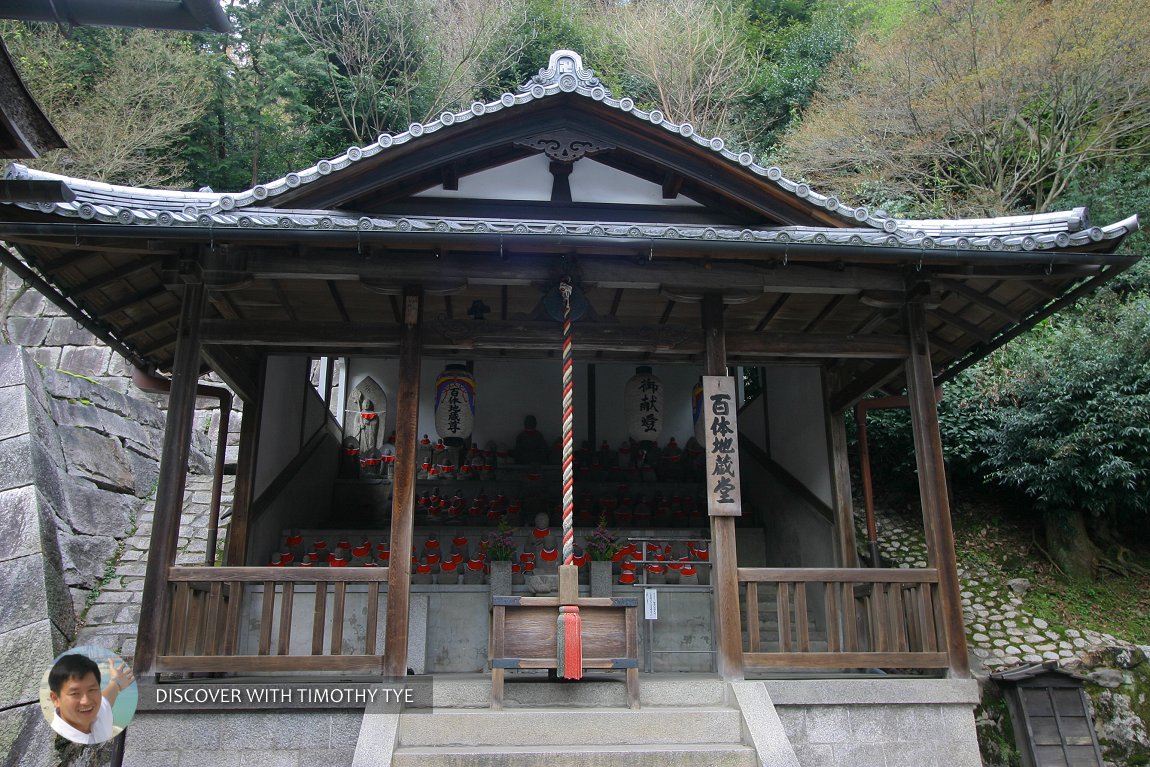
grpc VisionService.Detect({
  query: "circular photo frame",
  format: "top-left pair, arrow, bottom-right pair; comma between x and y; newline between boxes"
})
39,646 -> 138,745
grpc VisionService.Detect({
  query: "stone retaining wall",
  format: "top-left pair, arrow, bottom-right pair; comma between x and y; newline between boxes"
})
2,265 -> 241,464
0,344 -> 213,767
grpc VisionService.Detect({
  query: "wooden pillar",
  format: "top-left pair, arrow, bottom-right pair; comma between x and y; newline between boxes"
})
702,294 -> 744,680
824,370 -> 859,568
383,287 -> 423,677
224,361 -> 265,566
905,301 -> 969,676
134,280 -> 205,676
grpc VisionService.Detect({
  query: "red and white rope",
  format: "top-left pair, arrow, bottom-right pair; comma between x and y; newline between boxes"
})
560,280 -> 575,565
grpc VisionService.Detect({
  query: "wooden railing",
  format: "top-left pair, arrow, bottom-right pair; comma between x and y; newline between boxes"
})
159,566 -> 389,673
738,567 -> 948,670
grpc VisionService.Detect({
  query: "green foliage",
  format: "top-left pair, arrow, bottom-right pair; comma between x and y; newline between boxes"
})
182,1 -> 370,189
743,1 -> 855,150
981,296 -> 1150,533
484,0 -> 603,98
1053,161 -> 1150,293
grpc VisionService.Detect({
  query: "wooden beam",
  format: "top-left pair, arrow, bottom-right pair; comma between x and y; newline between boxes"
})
201,344 -> 259,404
72,260 -> 155,298
608,288 -> 624,317
932,308 -> 995,344
824,369 -> 859,567
120,306 -> 182,340
905,302 -> 969,677
223,369 -> 263,566
935,278 -> 1021,324
1023,280 -> 1061,301
270,280 -> 298,322
754,294 -> 789,332
383,287 -> 423,677
134,280 -> 205,677
198,319 -> 910,359
702,293 -> 744,681
803,294 -> 845,333
41,249 -> 104,276
97,284 -> 168,318
223,251 -> 904,295
326,281 -> 351,323
829,359 -> 905,413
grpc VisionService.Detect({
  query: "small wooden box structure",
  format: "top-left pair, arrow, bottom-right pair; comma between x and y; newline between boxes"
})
993,662 -> 1104,767
490,595 -> 640,709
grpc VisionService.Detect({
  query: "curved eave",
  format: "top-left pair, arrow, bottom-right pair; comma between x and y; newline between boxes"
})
0,198 -> 1137,261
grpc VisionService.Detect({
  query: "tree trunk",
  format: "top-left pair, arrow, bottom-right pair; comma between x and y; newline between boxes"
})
1043,507 -> 1099,580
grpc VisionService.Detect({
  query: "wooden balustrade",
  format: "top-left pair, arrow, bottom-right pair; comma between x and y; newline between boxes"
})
159,566 -> 389,673
738,567 -> 949,670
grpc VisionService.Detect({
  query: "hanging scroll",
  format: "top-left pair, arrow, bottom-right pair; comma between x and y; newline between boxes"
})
703,376 -> 742,517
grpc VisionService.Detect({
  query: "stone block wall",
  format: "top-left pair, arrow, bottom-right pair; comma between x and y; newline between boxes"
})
2,265 -> 241,465
0,344 -> 212,766
763,679 -> 984,767
121,709 -> 363,767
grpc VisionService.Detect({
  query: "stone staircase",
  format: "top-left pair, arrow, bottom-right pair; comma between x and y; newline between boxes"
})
382,676 -> 760,767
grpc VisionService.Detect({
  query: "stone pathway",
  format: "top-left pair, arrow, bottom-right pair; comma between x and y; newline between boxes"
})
75,473 -> 234,662
857,503 -> 1125,672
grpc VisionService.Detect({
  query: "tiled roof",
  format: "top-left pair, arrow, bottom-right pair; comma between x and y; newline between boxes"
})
3,50 -> 1137,253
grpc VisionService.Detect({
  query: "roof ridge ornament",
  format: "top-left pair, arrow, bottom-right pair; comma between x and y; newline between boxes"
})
523,50 -> 604,95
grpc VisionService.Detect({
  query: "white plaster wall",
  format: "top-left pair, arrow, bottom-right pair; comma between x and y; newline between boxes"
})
415,153 -> 702,207
256,355 -> 311,496
765,366 -> 832,507
346,358 -> 702,450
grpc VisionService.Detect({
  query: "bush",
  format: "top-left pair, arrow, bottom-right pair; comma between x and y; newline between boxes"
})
982,295 -> 1150,536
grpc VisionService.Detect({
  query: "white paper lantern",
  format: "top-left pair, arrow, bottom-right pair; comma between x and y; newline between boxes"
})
434,364 -> 476,446
624,365 -> 663,443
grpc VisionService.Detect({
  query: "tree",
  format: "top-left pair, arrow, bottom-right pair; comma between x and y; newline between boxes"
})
182,0 -> 351,190
776,0 -> 1150,216
981,297 -> 1150,579
282,0 -> 530,143
598,0 -> 765,146
742,0 -> 854,152
3,24 -> 210,187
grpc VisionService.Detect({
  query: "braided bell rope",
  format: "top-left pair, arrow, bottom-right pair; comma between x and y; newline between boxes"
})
559,280 -> 575,565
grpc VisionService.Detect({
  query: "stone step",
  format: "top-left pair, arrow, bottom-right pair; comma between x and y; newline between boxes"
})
391,743 -> 758,767
431,675 -> 729,709
397,707 -> 743,748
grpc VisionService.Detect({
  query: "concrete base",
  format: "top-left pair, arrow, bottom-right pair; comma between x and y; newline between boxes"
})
763,678 -> 982,767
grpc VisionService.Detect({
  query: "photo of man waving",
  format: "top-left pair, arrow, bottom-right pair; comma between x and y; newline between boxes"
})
44,650 -> 136,745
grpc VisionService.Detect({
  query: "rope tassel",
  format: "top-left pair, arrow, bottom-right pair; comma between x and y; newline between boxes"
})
557,606 -> 582,680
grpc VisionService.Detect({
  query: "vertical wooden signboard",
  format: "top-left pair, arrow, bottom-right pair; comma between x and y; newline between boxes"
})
703,375 -> 742,517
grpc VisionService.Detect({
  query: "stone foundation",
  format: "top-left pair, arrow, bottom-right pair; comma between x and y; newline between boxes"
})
764,678 -> 983,767
122,709 -> 362,767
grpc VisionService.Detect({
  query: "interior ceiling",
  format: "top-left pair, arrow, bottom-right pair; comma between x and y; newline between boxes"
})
0,219 -> 1119,409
